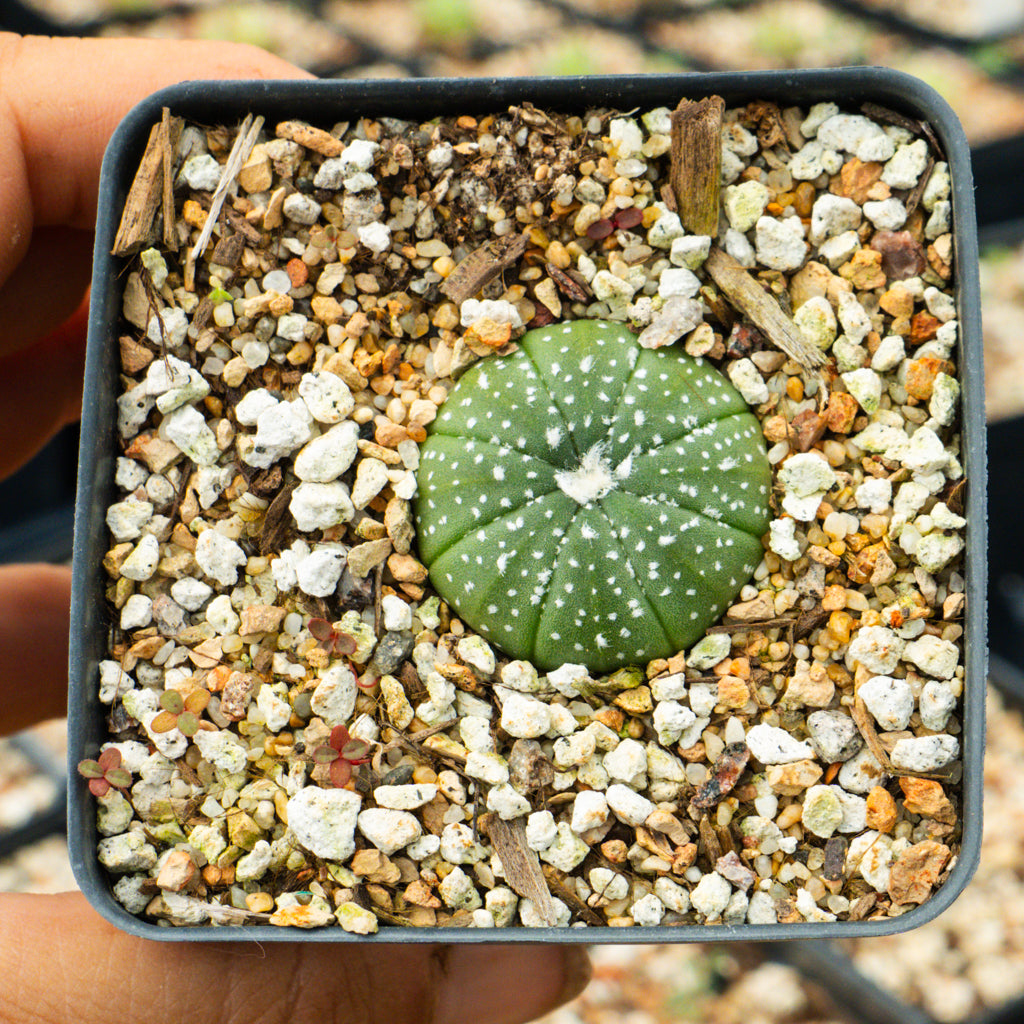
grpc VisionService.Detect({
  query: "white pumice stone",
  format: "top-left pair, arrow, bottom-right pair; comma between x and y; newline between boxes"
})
848,625 -> 905,674
194,529 -> 247,587
816,114 -> 895,162
689,634 -> 732,670
499,660 -> 541,692
146,306 -> 189,349
554,731 -> 597,769
691,872 -> 732,918
115,457 -> 149,491
289,481 -> 355,532
746,724 -> 816,764
807,710 -> 863,763
653,700 -> 696,746
778,453 -> 837,522
351,457 -> 390,509
863,198 -> 908,230
903,634 -> 960,679
646,208 -> 684,248
789,140 -> 826,180
539,823 -> 589,871
602,738 -> 647,783
298,371 -> 355,424
500,692 -> 552,738
859,675 -> 915,731
439,866 -> 482,912
464,751 -> 509,786
282,192 -> 321,224
723,180 -> 771,232
747,890 -> 778,924
381,594 -> 413,632
440,823 -> 488,865
727,358 -> 769,405
256,686 -> 291,732
180,153 -> 221,190
98,661 -> 133,704
120,593 -> 153,630
837,746 -> 888,795
311,663 -> 357,726
119,534 -> 160,581
234,840 -> 273,882
520,895 -> 571,928
294,544 -> 346,597
849,831 -> 893,891
755,215 -> 806,271
526,810 -> 558,852
870,333 -> 905,373
723,227 -> 756,266
160,406 -> 219,466
669,234 -> 711,269
486,784 -> 532,820
657,266 -> 701,299
358,221 -> 391,255
769,517 -> 802,561
98,831 -> 159,873
570,790 -> 609,832
294,421 -> 362,485
650,672 -> 687,701
459,715 -> 494,752
810,194 -> 862,245
801,102 -> 839,137
833,788 -> 868,833
287,787 -> 362,862
357,808 -> 421,855
842,368 -> 883,413
794,295 -> 837,351
193,729 -> 249,773
882,139 -> 929,189
235,388 -> 279,425
920,681 -> 957,731
605,783 -> 655,826
819,230 -> 860,268
891,735 -> 960,772
631,893 -> 666,926
589,867 -> 630,901
546,663 -> 590,697
457,636 -> 495,676
245,399 -> 314,469
837,290 -> 872,342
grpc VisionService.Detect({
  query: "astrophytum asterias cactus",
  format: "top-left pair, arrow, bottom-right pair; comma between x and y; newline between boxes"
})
414,320 -> 771,673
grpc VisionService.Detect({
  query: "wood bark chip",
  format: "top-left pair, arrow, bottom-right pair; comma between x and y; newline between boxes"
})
852,694 -> 894,772
440,232 -> 529,305
112,108 -> 183,256
670,95 -> 724,237
861,102 -> 942,155
704,246 -> 826,369
542,864 -> 604,926
545,262 -> 591,303
487,816 -> 557,925
259,481 -> 296,556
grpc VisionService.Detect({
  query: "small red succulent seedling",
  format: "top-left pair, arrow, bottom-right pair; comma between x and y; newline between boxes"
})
77,748 -> 132,797
309,617 -> 358,657
312,725 -> 372,787
151,688 -> 210,737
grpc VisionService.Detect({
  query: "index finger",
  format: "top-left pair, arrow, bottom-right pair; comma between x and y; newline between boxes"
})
0,34 -> 312,277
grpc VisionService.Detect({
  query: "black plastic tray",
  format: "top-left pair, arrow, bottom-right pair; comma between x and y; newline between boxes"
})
70,67 -> 986,942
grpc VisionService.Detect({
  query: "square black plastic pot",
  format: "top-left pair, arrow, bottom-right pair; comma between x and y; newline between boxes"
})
70,67 -> 986,942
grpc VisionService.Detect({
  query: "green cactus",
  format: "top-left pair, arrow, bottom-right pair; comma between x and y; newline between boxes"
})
414,320 -> 771,673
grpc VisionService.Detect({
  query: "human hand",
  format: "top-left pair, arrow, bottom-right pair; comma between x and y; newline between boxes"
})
0,34 -> 590,1024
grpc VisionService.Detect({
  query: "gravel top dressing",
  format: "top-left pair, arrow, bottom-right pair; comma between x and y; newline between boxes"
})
79,81 -> 972,935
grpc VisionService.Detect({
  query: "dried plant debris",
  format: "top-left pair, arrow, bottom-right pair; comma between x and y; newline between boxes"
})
93,95 -> 967,932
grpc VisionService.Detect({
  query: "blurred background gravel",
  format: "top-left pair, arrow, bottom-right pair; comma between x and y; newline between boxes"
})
3,1 -> 1024,1020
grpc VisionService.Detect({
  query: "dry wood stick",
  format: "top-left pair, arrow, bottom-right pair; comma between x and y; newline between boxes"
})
704,245 -> 826,369
190,114 -> 264,262
670,95 -> 724,237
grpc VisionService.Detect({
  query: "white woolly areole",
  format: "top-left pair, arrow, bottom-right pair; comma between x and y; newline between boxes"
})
554,442 -> 628,505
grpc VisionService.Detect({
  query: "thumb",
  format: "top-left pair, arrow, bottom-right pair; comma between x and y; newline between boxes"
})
0,893 -> 590,1024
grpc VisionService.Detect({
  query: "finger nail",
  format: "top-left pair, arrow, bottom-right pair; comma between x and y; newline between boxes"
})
433,944 -> 591,1024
